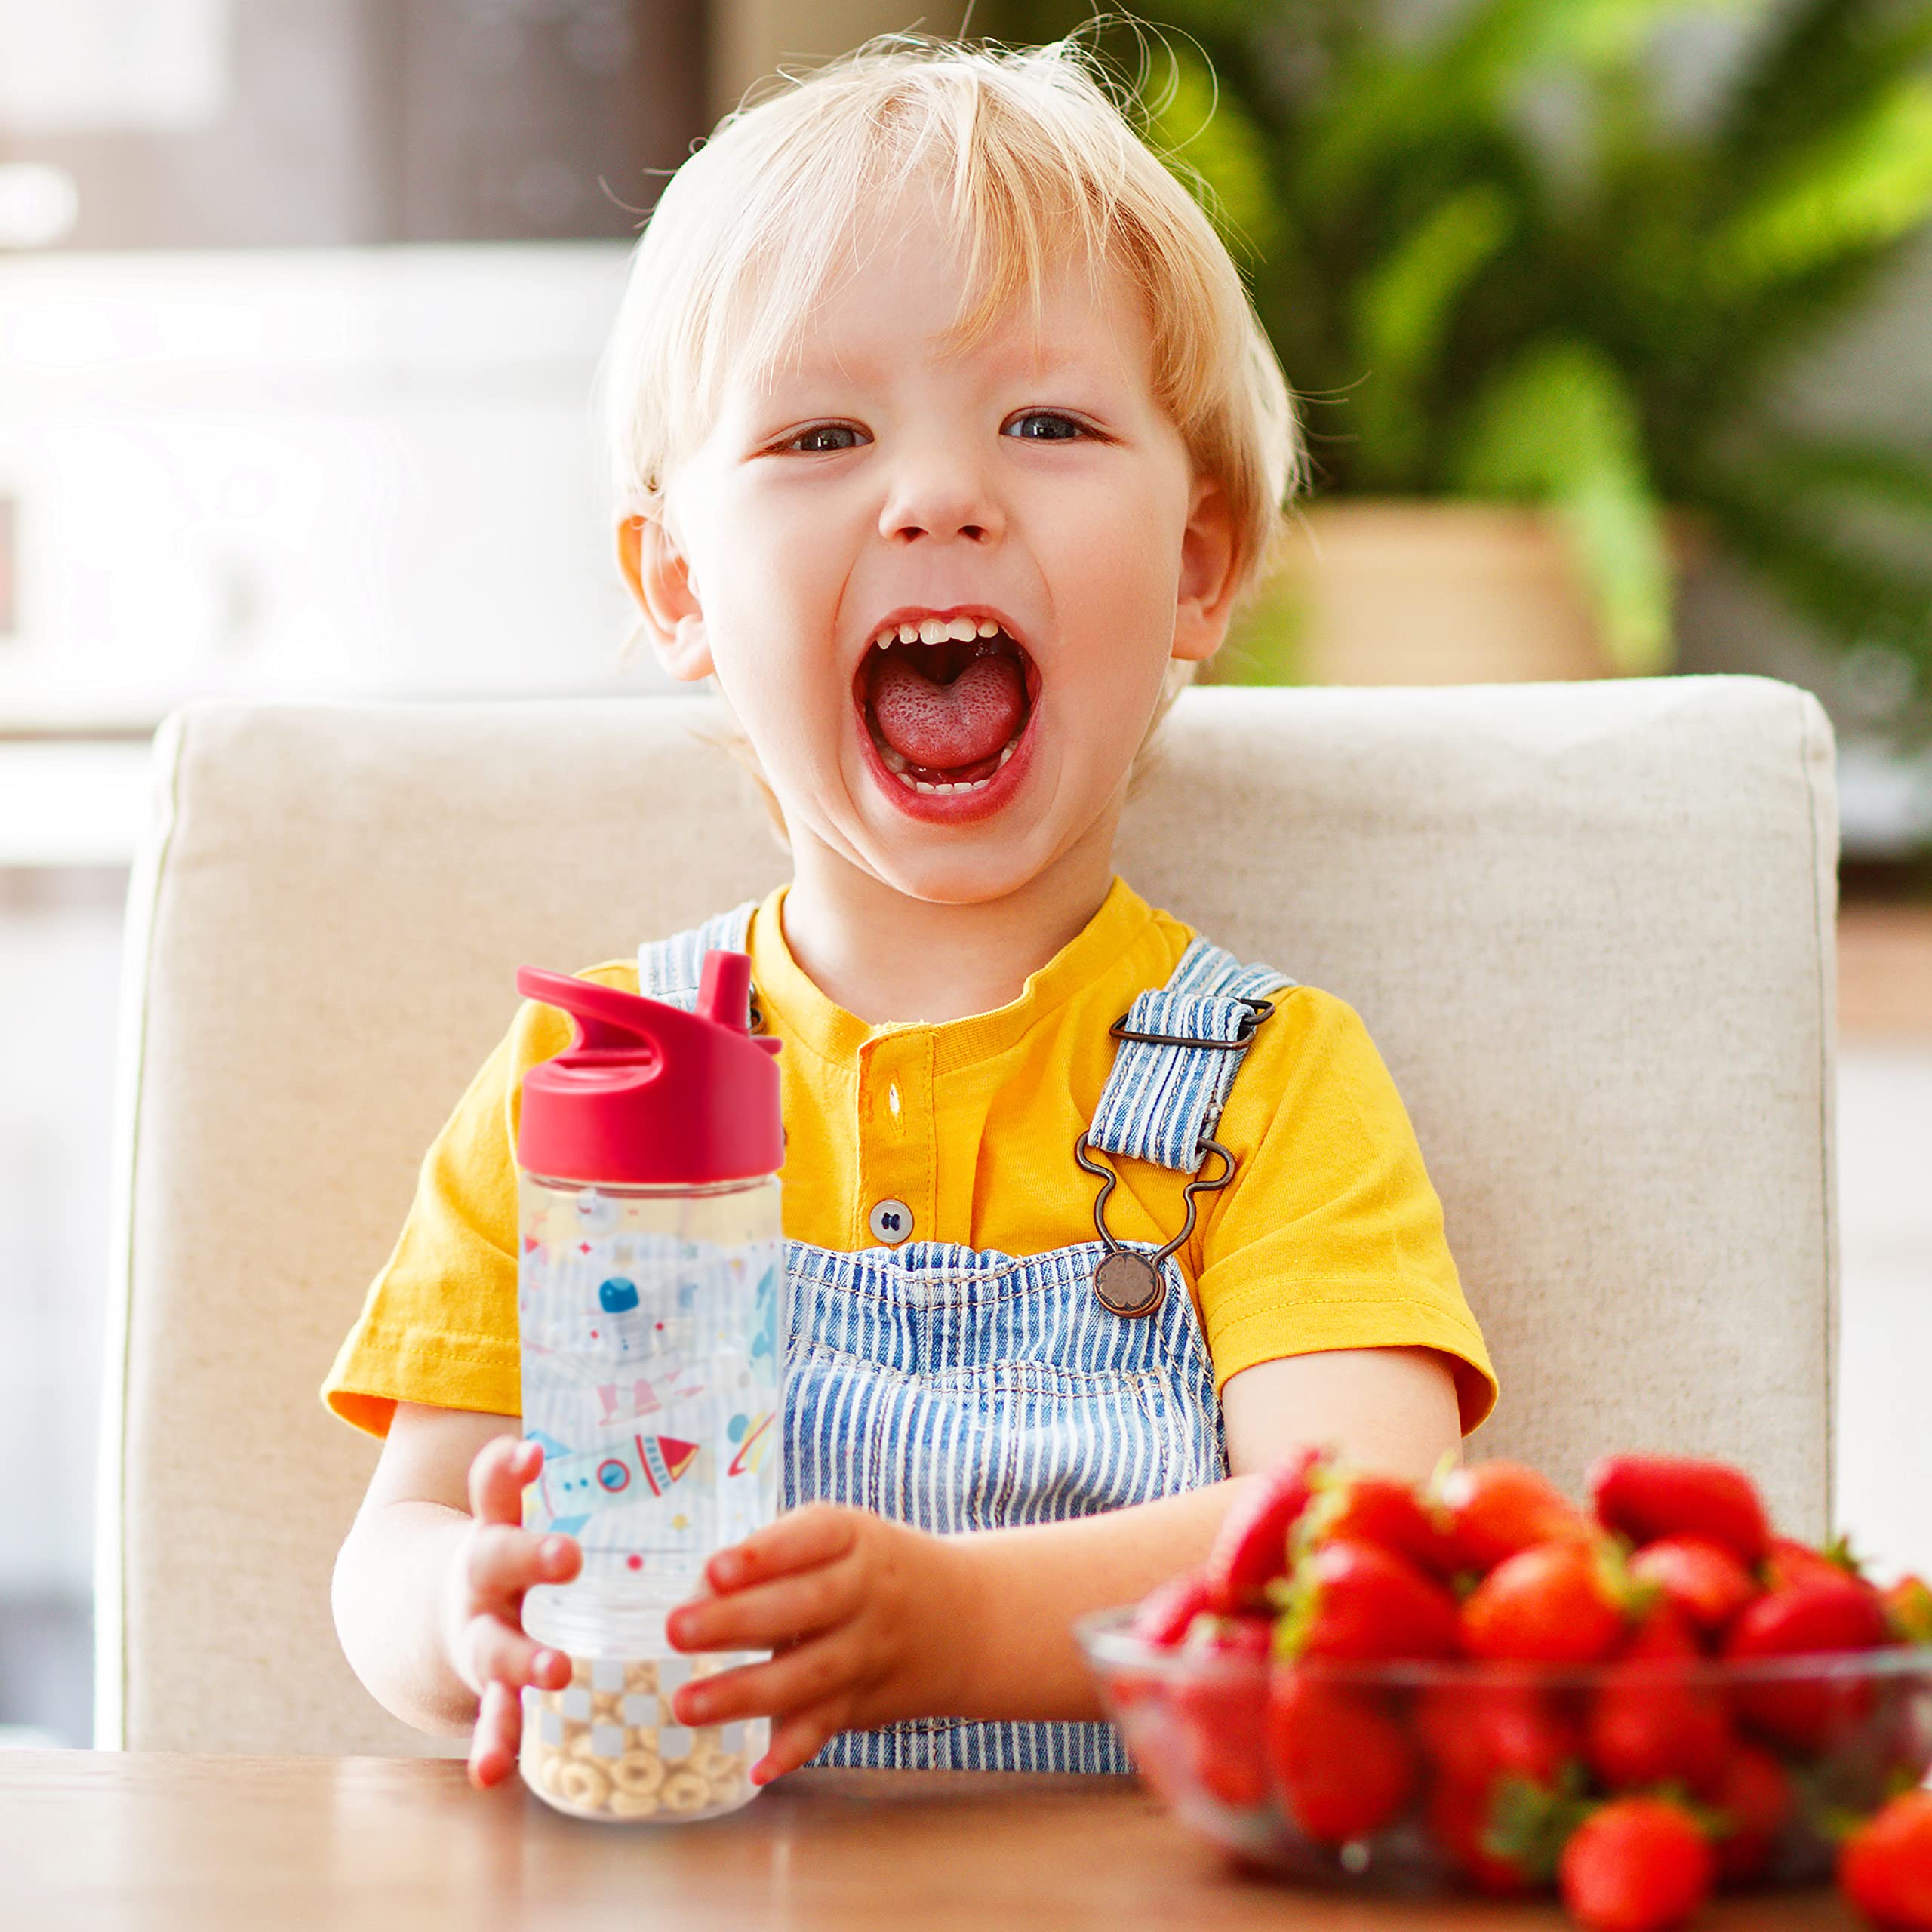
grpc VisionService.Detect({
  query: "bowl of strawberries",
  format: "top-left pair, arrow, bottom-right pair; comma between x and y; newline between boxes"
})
1078,1451 -> 1932,1930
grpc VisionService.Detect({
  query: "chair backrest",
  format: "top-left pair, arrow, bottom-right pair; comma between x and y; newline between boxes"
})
100,677 -> 1839,1752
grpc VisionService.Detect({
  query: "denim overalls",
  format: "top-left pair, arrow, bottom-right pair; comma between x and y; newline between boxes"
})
639,905 -> 1294,1772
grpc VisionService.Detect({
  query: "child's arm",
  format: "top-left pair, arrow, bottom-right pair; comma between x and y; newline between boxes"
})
331,1403 -> 580,1784
666,1345 -> 1460,1780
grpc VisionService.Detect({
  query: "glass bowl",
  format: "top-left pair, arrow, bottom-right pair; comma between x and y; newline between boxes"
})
1077,1607 -> 1932,1896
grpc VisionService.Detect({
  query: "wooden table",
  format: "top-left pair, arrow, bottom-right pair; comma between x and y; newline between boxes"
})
0,1751 -> 1861,1930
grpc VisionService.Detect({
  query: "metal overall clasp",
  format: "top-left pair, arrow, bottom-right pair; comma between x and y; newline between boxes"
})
1076,996 -> 1275,1318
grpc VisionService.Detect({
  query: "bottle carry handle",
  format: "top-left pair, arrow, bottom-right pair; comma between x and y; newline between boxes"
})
518,965 -> 666,1060
517,956 -> 780,1061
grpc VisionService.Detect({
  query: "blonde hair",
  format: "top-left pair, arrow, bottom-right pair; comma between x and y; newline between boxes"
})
595,26 -> 1303,822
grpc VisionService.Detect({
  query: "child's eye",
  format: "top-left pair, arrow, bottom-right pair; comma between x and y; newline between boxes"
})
1003,411 -> 1089,442
780,423 -> 866,454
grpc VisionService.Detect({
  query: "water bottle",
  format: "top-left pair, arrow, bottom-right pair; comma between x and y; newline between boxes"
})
512,950 -> 784,1823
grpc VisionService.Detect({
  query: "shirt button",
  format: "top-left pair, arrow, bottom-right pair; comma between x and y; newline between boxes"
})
868,1198 -> 913,1246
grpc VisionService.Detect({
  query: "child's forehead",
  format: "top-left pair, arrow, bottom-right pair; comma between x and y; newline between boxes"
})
727,212 -> 1146,400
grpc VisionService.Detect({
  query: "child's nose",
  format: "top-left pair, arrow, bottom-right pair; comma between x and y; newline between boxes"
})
878,450 -> 1005,546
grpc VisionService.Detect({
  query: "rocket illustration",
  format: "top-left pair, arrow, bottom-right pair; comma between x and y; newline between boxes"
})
538,1433 -> 700,1521
636,1433 -> 700,1495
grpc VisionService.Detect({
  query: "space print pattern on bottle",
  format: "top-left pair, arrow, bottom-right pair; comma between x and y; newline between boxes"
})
518,1185 -> 782,1579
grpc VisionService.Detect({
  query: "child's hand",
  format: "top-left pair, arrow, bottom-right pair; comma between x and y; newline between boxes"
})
441,1435 -> 581,1789
663,1503 -> 972,1783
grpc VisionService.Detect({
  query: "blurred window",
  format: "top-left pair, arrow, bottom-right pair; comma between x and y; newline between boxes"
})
0,0 -> 704,248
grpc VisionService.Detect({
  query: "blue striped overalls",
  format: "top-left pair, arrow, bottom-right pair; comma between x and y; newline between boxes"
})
639,905 -> 1294,1772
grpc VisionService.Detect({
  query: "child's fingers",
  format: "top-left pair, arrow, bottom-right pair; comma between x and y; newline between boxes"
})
468,1435 -> 542,1524
466,1521 -> 580,1617
671,1626 -> 865,1729
467,1678 -> 521,1789
750,1698 -> 846,1786
704,1504 -> 857,1592
460,1608 -> 573,1700
668,1558 -> 859,1654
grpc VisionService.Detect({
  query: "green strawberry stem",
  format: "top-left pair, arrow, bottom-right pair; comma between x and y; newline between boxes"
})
1484,1764 -> 1595,1882
1272,1571 -> 1320,1662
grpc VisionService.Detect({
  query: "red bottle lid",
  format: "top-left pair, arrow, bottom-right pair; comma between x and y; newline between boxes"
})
515,952 -> 783,1187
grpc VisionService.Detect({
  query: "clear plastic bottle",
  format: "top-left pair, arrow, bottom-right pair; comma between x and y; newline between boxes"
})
511,953 -> 784,1823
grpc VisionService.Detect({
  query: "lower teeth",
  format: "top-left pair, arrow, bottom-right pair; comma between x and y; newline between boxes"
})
878,731 -> 1021,795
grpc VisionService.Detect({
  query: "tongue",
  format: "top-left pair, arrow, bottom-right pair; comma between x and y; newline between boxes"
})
870,651 -> 1026,771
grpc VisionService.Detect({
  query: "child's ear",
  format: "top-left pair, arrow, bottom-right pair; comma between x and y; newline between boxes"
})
1170,475 -> 1241,666
616,510 -> 713,681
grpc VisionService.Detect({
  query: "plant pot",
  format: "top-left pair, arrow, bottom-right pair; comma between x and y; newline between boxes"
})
1218,501 -> 1632,686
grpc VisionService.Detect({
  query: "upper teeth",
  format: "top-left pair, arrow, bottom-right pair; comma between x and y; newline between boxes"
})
872,615 -> 1004,650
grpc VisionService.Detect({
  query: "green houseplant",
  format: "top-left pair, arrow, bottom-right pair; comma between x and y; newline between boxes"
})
998,0 -> 1932,728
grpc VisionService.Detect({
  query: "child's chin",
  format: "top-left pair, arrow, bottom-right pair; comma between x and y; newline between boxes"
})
860,838 -> 1057,907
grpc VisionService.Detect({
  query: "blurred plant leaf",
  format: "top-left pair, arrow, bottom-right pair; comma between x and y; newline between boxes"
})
1745,432 -> 1932,515
1454,338 -> 1674,672
1014,0 -> 1932,701
1697,456 -> 1932,681
1142,39 -> 1286,262
1354,186 -> 1515,480
1715,0 -> 1932,201
1301,0 -> 1750,200
1556,0 -> 1762,69
1709,77 -> 1932,291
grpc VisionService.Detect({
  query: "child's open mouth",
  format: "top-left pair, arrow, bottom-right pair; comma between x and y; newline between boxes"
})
853,615 -> 1041,809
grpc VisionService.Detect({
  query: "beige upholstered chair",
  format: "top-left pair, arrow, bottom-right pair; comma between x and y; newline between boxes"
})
97,677 -> 1841,1754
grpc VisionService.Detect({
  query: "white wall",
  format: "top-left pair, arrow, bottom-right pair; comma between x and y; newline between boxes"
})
0,875 -> 120,1597
0,244 -> 660,727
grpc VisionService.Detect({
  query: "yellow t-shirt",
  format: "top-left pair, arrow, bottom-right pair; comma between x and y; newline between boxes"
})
322,877 -> 1496,1438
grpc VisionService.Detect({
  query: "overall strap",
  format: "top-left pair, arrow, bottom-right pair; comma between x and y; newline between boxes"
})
1085,938 -> 1296,1174
635,903 -> 760,1021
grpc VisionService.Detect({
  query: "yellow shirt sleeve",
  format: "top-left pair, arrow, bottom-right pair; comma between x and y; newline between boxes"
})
320,962 -> 638,1438
1195,985 -> 1497,1432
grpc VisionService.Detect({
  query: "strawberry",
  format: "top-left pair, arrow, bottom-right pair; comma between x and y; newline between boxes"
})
1622,1595 -> 1703,1657
1414,1685 -> 1587,1893
1174,1680 -> 1268,1810
1119,1571 -> 1217,1716
1462,1537 -> 1632,1664
1877,1681 -> 1932,1795
1587,1453 -> 1771,1564
1629,1535 -> 1760,1641
1424,1777 -> 1539,1895
1764,1533 -> 1868,1594
1131,1567 -> 1214,1647
1203,1447 -> 1322,1612
1727,1573 -> 1890,1657
1275,1538 -> 1463,1663
1171,1617 -> 1272,1810
1585,1602 -> 1732,1799
1413,1680 -> 1582,1794
1435,1460 -> 1593,1574
1266,1670 -> 1417,1844
1883,1574 -> 1932,1647
1724,1576 -> 1891,1752
1300,1469 -> 1457,1577
1198,1612 -> 1272,1659
1559,1797 -> 1715,1932
1839,1789 -> 1932,1930
1708,1742 -> 1793,1887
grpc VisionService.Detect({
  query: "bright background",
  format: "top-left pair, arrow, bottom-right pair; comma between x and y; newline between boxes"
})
0,0 -> 1927,1749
